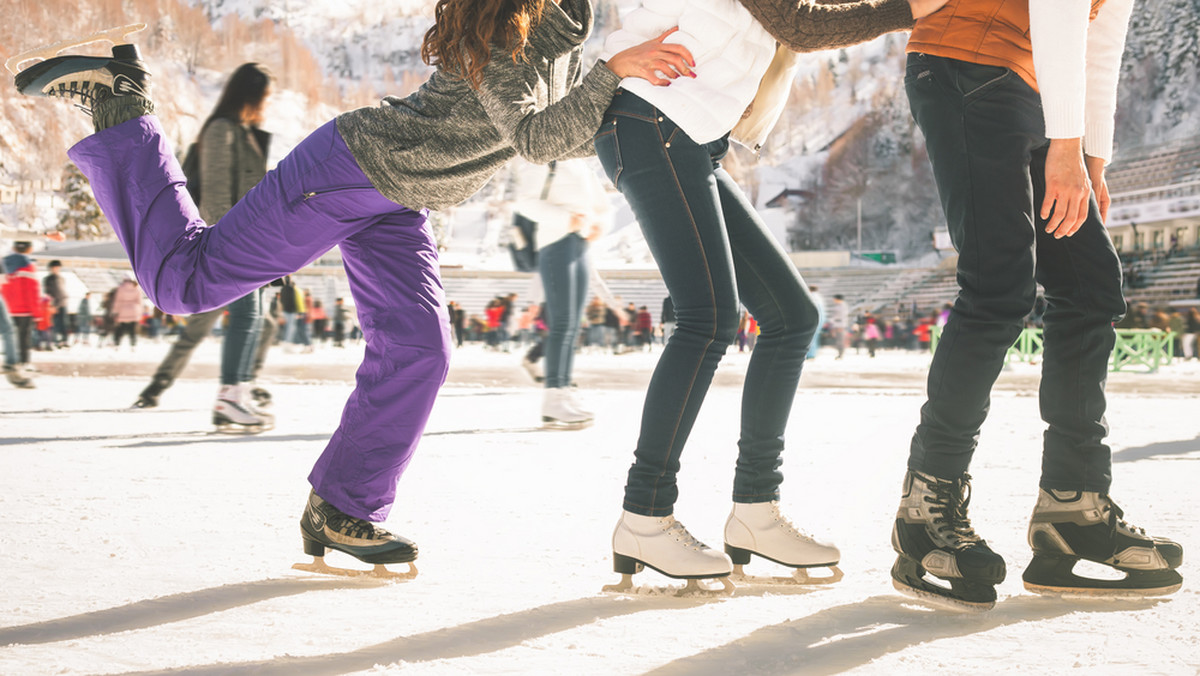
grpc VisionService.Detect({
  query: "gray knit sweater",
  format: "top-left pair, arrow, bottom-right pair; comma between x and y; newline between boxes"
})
336,0 -> 620,212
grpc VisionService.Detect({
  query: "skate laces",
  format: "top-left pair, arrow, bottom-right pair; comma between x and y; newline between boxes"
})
923,473 -> 981,547
327,510 -> 393,541
46,80 -> 109,115
662,517 -> 708,551
1101,495 -> 1146,536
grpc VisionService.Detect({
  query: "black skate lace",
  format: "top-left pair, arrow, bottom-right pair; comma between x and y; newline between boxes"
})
1101,495 -> 1146,536
328,512 -> 392,541
924,473 -> 981,547
47,81 -> 106,116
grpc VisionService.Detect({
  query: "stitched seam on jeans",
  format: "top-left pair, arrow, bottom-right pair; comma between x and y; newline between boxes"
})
646,125 -> 718,513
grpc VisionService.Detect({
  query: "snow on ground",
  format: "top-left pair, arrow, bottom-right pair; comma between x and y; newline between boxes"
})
1,342 -> 1198,675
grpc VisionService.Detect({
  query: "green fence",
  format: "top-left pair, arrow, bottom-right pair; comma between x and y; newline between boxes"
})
930,327 -> 1175,373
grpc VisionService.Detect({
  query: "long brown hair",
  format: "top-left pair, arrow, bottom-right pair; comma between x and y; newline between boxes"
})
207,63 -> 272,128
421,0 -> 546,89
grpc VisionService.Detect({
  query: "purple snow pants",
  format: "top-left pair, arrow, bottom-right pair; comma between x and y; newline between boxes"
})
69,116 -> 451,521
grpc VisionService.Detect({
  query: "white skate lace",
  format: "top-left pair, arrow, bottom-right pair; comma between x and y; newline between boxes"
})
769,503 -> 816,541
662,518 -> 708,551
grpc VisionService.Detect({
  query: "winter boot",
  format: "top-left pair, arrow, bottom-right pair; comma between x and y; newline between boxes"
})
541,388 -> 591,429
294,490 -> 418,578
725,501 -> 842,583
12,26 -> 153,130
213,384 -> 270,433
891,470 -> 1007,610
1023,489 -> 1183,597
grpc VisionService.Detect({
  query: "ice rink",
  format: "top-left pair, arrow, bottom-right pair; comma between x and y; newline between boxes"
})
1,341 -> 1197,675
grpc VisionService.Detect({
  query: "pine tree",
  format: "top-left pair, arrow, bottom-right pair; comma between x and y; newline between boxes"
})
57,163 -> 108,241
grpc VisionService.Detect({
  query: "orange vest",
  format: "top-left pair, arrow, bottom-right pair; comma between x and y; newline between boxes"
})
906,0 -> 1106,92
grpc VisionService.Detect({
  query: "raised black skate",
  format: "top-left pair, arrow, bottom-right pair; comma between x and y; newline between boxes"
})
293,490 -> 418,580
1023,489 -> 1183,598
891,471 -> 1007,611
8,23 -> 151,115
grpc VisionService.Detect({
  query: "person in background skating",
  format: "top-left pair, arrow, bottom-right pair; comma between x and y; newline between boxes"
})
891,0 -> 1181,611
109,277 -> 144,349
75,292 -> 94,346
42,259 -> 69,348
828,294 -> 849,359
333,297 -> 352,348
2,241 -> 41,380
806,285 -> 825,359
511,157 -> 611,428
12,0 -> 692,575
596,0 -> 946,591
197,63 -> 275,431
0,287 -> 35,388
660,295 -> 675,344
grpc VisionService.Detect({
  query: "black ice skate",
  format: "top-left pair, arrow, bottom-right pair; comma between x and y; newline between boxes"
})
8,23 -> 151,116
1023,489 -> 1183,597
293,491 -> 418,580
891,470 -> 1007,611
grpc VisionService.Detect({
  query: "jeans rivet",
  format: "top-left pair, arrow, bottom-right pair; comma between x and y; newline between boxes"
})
664,142 -> 671,148
657,116 -> 663,122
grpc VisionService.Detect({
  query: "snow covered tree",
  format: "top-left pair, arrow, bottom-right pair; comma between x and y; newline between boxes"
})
57,163 -> 108,241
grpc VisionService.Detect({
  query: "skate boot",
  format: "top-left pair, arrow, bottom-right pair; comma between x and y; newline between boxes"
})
542,388 -> 592,430
4,364 -> 35,389
9,24 -> 152,129
724,501 -> 843,585
213,384 -> 272,433
891,470 -> 1007,610
249,385 -> 273,408
1023,489 -> 1183,597
520,354 -> 544,383
293,490 -> 418,580
133,375 -> 169,408
563,389 -> 594,420
603,511 -> 734,595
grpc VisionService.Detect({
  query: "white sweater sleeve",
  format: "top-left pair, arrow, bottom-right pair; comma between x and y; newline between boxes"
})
1030,0 -> 1134,162
1083,0 -> 1135,162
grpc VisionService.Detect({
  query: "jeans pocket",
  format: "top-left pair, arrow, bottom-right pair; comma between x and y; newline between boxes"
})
955,62 -> 1012,102
594,118 -> 622,189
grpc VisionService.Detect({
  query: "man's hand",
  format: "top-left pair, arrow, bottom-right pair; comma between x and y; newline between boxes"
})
908,0 -> 951,20
1085,154 -> 1110,224
1041,138 -> 1091,239
606,28 -> 696,86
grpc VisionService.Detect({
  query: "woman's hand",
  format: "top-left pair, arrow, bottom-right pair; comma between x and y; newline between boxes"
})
605,27 -> 696,86
908,0 -> 951,20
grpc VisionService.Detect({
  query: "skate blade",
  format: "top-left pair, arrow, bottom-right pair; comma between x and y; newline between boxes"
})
541,418 -> 593,431
213,423 -> 268,435
892,578 -> 995,612
602,573 -> 735,597
1023,580 -> 1182,599
6,23 -> 146,75
731,563 -> 844,586
292,556 -> 417,581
